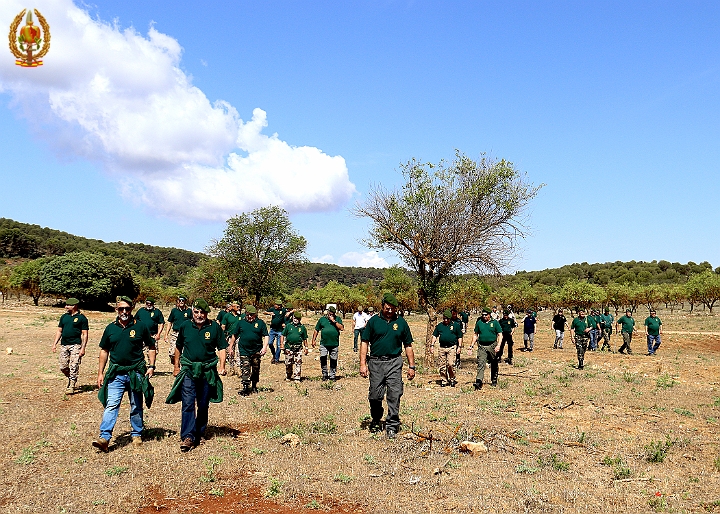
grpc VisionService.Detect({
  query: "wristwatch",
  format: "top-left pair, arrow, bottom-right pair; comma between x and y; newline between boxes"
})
148,365 -> 156,370
408,366 -> 416,370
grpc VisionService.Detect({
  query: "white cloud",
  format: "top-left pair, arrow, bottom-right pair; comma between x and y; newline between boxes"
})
0,0 -> 355,221
312,251 -> 389,268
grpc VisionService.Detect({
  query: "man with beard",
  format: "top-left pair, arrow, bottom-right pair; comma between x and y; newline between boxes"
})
52,298 -> 89,394
281,311 -> 309,381
430,309 -> 461,387
232,305 -> 269,396
468,308 -> 502,389
134,297 -> 165,357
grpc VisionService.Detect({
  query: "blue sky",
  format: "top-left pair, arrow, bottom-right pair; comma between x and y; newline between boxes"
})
1,0 -> 718,272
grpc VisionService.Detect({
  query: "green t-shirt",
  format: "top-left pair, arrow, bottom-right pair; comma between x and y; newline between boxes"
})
586,315 -> 597,330
601,313 -> 614,333
452,320 -> 464,334
617,315 -> 635,333
58,312 -> 89,345
267,307 -> 288,331
571,317 -> 591,337
233,317 -> 269,356
361,314 -> 413,357
168,307 -> 193,331
460,312 -> 469,324
223,312 -> 240,337
644,316 -> 662,336
99,318 -> 155,366
216,310 -> 227,325
474,318 -> 502,343
134,307 -> 165,335
498,317 -> 517,334
175,319 -> 227,363
314,316 -> 343,347
281,323 -> 308,350
433,322 -> 461,348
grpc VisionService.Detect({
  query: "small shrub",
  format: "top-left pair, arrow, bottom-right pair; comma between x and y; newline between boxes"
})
613,466 -> 632,479
713,456 -> 720,472
250,447 -> 265,455
310,415 -> 337,434
265,477 -> 283,498
645,437 -> 674,463
305,500 -> 322,509
15,446 -> 36,465
515,461 -> 539,474
105,466 -> 128,477
622,371 -> 639,383
656,374 -> 676,389
333,473 -> 353,484
200,456 -> 223,483
601,455 -> 623,467
540,453 -> 569,471
363,454 -> 376,464
673,408 -> 694,418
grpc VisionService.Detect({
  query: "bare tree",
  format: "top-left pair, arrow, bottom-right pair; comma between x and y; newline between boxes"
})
352,151 -> 542,367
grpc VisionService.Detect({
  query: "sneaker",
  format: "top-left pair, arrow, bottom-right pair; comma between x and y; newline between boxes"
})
65,379 -> 75,394
238,386 -> 251,396
180,437 -> 195,452
369,420 -> 383,433
131,436 -> 142,447
386,429 -> 397,439
450,379 -> 457,387
321,375 -> 329,381
251,386 -> 259,394
92,437 -> 109,453
491,381 -> 498,387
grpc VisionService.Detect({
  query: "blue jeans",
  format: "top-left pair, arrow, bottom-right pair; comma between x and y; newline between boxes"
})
99,373 -> 144,441
269,329 -> 282,361
353,329 -> 362,351
181,374 -> 211,442
647,334 -> 661,354
589,329 -> 599,350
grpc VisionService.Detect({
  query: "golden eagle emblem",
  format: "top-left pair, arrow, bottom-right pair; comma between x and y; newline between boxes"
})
130,330 -> 136,338
204,332 -> 211,340
9,9 -> 50,67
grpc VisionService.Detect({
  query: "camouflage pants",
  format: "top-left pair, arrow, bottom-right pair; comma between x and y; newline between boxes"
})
167,329 -> 179,357
284,349 -> 303,380
619,332 -> 633,354
58,344 -> 82,382
238,353 -> 262,385
600,329 -> 612,351
438,346 -> 456,384
574,334 -> 589,362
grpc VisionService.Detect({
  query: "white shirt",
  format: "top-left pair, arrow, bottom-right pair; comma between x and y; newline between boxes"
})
353,311 -> 370,330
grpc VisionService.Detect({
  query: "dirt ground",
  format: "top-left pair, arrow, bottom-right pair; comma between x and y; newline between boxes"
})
1,301 -> 719,513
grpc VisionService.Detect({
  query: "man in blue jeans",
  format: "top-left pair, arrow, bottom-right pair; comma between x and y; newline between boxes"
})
166,299 -> 227,452
93,296 -> 156,452
644,309 -> 663,356
264,300 -> 289,364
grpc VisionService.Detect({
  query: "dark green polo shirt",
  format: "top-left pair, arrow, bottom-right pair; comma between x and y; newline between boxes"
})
99,318 -> 155,366
571,317 -> 591,337
452,319 -> 464,335
216,310 -> 227,325
233,317 -> 269,356
461,312 -> 469,324
644,316 -> 662,336
474,318 -> 502,343
175,319 -> 227,363
499,317 -> 517,334
433,322 -> 461,348
282,323 -> 308,350
58,312 -> 88,345
617,315 -> 635,333
267,307 -> 287,331
601,313 -> 614,333
223,312 -> 240,338
315,316 -> 343,347
134,307 -> 165,335
586,315 -> 597,330
168,307 -> 193,331
361,314 -> 413,357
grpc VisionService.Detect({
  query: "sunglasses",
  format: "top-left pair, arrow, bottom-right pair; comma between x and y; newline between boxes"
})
117,307 -> 132,312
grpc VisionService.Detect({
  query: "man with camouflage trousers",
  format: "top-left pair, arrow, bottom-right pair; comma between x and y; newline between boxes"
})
571,308 -> 592,370
599,307 -> 614,352
281,311 -> 308,381
231,305 -> 269,396
52,298 -> 89,394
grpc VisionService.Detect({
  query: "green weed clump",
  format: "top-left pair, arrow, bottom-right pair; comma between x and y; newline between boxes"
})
645,437 -> 675,463
310,415 -> 337,434
656,374 -> 676,389
200,456 -> 223,483
265,477 -> 283,498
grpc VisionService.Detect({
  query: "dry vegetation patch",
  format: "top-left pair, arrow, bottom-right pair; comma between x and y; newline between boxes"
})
1,304 -> 719,513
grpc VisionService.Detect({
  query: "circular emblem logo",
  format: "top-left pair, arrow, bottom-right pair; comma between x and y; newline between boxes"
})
204,332 -> 211,340
74,317 -> 78,322
393,323 -> 398,331
130,330 -> 136,338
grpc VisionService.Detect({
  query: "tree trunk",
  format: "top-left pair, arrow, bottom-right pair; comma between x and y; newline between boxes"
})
424,305 -> 438,370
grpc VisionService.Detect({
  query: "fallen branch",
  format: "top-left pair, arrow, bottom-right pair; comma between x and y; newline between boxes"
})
613,477 -> 658,483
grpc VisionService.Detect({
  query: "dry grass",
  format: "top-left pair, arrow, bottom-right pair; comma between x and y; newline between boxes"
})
1,301 -> 720,513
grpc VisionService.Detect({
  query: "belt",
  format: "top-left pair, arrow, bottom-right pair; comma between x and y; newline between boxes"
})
367,355 -> 401,360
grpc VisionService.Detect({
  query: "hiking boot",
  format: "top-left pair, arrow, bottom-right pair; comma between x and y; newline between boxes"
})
450,379 -> 457,387
321,374 -> 329,381
180,437 -> 195,452
386,428 -> 398,439
504,358 -> 512,365
238,385 -> 251,396
473,381 -> 483,391
578,359 -> 584,370
491,381 -> 498,387
92,437 -> 109,453
251,386 -> 259,394
271,358 -> 278,364
131,436 -> 142,447
65,379 -> 75,394
369,420 -> 383,433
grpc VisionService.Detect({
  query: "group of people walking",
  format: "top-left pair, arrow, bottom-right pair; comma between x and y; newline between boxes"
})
51,294 -> 664,452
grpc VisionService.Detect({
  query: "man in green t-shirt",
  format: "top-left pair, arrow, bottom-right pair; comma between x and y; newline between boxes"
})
359,293 -> 416,438
430,309 -> 461,387
599,308 -> 614,352
312,306 -> 344,380
644,309 -> 663,356
264,300 -> 290,364
468,308 -> 502,389
281,311 -> 309,381
92,296 -> 156,453
570,309 -> 592,370
231,305 -> 269,396
51,298 -> 89,394
166,299 -> 227,452
498,310 -> 518,365
450,309 -> 465,369
616,309 -> 636,355
221,301 -> 240,374
134,297 -> 165,354
165,295 -> 193,365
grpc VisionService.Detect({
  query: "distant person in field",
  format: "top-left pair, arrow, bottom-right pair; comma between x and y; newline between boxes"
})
221,302 -> 241,375
51,298 -> 88,394
460,308 -> 470,333
165,296 -> 192,365
522,309 -> 537,352
264,300 -> 288,364
490,305 -> 499,320
450,308 -> 464,368
166,299 -> 227,453
570,308 -> 592,370
93,296 -> 156,453
644,309 -> 663,356
430,309 -> 461,387
312,306 -> 344,380
281,311 -> 309,381
232,305 -> 269,396
359,293 -> 416,439
551,308 -> 567,349
134,297 -> 165,356
498,309 -> 518,364
352,306 -> 370,353
599,307 -> 614,352
586,309 -> 600,351
468,307 -> 502,389
616,309 -> 636,355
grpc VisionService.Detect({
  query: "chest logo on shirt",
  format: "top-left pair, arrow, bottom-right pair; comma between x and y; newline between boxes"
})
450,326 -> 454,331
130,330 -> 136,338
151,312 -> 154,317
393,323 -> 398,331
73,317 -> 78,322
255,323 -> 258,328
204,332 -> 211,340
184,313 -> 188,318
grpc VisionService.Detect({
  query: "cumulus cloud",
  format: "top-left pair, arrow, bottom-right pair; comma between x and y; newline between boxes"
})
0,0 -> 355,221
313,251 -> 389,268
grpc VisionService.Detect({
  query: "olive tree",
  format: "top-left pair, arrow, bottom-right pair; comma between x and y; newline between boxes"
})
353,151 -> 542,366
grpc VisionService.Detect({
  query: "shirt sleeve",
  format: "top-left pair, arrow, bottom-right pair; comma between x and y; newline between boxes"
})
175,324 -> 185,351
58,315 -> 63,328
99,326 -> 111,350
143,324 -> 156,350
80,316 -> 89,331
301,327 -> 308,341
215,327 -> 228,350
157,311 -> 165,324
432,326 -> 440,337
261,322 -> 269,337
402,322 -> 413,345
315,319 -> 323,331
